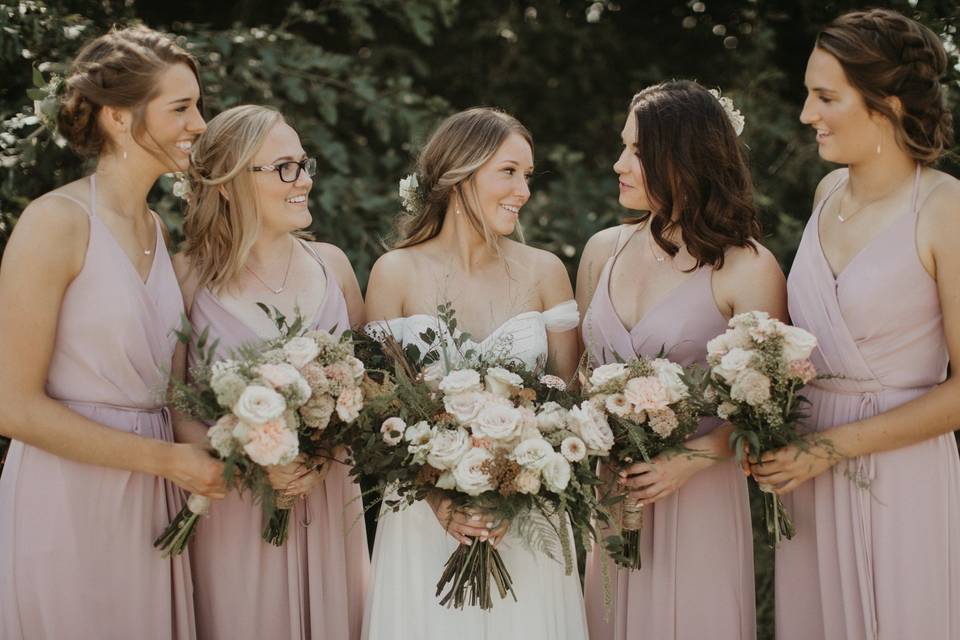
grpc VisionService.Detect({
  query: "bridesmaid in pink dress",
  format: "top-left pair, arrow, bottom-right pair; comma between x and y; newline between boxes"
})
578,80 -> 788,640
751,9 -> 960,639
174,105 -> 369,640
0,27 -> 224,639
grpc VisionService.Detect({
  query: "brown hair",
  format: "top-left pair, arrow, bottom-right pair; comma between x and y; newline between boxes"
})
57,25 -> 203,159
627,80 -> 761,270
182,105 -> 285,293
392,107 -> 533,250
816,8 -> 954,165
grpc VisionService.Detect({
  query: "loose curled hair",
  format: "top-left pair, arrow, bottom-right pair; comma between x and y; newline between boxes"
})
627,80 -> 761,270
817,9 -> 954,165
57,25 -> 202,159
392,107 -> 533,250
181,105 -> 284,293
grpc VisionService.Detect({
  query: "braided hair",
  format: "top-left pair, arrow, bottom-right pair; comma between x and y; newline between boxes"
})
57,25 -> 202,159
817,9 -> 953,165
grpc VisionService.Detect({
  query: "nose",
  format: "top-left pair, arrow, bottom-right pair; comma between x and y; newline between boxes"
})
189,106 -> 207,134
799,94 -> 817,125
295,166 -> 314,189
613,147 -> 629,175
516,174 -> 530,201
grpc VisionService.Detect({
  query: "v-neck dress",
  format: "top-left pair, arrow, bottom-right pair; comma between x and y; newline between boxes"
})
186,240 -> 368,640
582,224 -> 756,640
776,166 -> 960,639
0,175 -> 197,639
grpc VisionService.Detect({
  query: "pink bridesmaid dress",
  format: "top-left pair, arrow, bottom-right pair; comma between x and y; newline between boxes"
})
187,240 -> 369,640
582,224 -> 756,640
0,175 -> 196,639
777,166 -> 960,639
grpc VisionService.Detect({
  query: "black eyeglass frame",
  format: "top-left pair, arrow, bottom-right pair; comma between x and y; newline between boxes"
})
250,157 -> 317,183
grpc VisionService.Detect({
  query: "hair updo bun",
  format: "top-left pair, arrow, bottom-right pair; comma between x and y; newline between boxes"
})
817,8 -> 954,165
56,25 -> 202,158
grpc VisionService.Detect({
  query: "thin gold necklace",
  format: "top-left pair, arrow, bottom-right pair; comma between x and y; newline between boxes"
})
244,237 -> 294,294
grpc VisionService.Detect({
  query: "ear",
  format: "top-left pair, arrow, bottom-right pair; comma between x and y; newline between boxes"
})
99,105 -> 129,135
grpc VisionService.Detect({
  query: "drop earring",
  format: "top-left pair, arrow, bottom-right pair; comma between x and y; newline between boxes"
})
122,149 -> 128,160
876,138 -> 882,155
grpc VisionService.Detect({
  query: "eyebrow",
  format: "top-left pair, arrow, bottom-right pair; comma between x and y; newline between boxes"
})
498,159 -> 534,170
269,153 -> 308,164
167,96 -> 197,105
807,86 -> 837,95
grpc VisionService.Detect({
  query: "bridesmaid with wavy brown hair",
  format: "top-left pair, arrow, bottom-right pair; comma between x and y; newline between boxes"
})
579,80 -> 786,640
0,26 -> 224,639
751,9 -> 960,639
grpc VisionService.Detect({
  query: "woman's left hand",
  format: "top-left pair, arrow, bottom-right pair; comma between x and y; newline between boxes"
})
750,439 -> 839,495
618,452 -> 712,504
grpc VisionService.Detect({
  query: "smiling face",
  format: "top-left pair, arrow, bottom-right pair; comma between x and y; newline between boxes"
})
464,132 -> 533,237
613,111 -> 653,212
250,121 -> 313,234
133,62 -> 206,173
800,48 -> 887,164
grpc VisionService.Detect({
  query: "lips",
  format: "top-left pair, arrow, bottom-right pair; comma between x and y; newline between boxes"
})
175,140 -> 193,154
286,194 -> 307,204
815,129 -> 832,143
500,203 -> 520,217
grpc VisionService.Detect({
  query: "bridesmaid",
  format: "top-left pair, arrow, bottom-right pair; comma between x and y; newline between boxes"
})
0,26 -> 224,639
578,80 -> 787,640
173,104 -> 369,640
751,9 -> 960,639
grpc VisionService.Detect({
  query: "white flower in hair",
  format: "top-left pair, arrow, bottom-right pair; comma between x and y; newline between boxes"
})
398,173 -> 421,212
709,88 -> 745,136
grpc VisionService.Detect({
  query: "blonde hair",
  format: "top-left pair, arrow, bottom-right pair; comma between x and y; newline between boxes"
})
182,104 -> 284,292
392,107 -> 533,250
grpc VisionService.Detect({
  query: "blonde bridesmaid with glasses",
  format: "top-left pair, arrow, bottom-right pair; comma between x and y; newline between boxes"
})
173,104 -> 368,640
0,26 -> 224,639
578,80 -> 788,640
751,9 -> 960,639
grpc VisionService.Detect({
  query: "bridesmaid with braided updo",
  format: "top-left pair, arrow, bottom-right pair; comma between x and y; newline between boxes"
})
750,9 -> 960,639
0,26 -> 224,639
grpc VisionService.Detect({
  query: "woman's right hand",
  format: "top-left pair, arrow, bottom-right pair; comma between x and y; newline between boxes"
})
426,492 -> 507,545
164,443 -> 227,498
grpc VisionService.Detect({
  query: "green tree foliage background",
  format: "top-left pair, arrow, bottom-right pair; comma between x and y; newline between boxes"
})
1,2 -> 958,637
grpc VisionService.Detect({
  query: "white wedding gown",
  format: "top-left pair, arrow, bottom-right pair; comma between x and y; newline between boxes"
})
361,301 -> 589,640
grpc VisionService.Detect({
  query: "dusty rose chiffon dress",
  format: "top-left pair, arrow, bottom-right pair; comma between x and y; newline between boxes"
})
777,166 -> 960,639
582,224 -> 756,640
187,240 -> 368,640
0,175 -> 196,639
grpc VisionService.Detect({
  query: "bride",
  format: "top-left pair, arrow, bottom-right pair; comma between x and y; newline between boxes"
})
362,107 -> 587,639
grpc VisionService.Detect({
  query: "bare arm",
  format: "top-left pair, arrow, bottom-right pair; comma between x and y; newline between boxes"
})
316,242 -> 365,329
0,198 -> 223,496
364,251 -> 409,322
536,250 -> 578,381
574,227 -> 619,357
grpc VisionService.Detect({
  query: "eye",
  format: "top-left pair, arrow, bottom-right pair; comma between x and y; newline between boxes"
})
175,106 -> 189,113
503,167 -> 516,176
819,97 -> 832,104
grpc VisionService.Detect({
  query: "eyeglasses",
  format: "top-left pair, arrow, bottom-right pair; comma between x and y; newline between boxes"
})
250,157 -> 317,183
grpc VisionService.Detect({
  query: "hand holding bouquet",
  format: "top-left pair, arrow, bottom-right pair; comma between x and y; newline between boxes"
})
705,310 -> 818,546
580,357 -> 702,569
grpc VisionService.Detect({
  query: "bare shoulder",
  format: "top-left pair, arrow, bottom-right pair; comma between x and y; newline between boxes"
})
812,168 -> 847,207
6,191 -> 91,277
713,241 -> 787,319
306,240 -> 356,279
719,241 -> 783,279
583,224 -> 627,263
505,239 -> 565,275
368,247 -> 417,291
919,170 -> 960,223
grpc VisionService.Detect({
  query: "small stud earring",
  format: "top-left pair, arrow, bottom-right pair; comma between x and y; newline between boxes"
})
122,150 -> 128,160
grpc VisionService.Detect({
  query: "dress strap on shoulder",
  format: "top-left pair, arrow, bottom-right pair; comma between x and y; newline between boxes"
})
611,223 -> 642,261
40,175 -> 96,217
297,238 -> 338,286
909,162 -> 922,214
542,299 -> 580,332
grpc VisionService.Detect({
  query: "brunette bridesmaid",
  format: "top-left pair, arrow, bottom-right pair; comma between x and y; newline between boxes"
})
0,27 -> 224,639
752,9 -> 960,639
578,80 -> 787,640
174,105 -> 368,640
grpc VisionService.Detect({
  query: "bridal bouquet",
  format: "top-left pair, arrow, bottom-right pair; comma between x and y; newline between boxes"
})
351,315 -> 605,610
155,311 -> 366,556
580,357 -> 702,569
705,310 -> 818,546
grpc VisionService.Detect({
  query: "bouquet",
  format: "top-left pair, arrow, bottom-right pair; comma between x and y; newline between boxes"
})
154,309 -> 366,556
705,310 -> 818,546
350,311 -> 606,610
580,357 -> 702,569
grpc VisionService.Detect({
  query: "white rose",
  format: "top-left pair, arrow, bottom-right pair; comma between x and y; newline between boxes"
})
714,348 -> 755,385
589,363 -> 629,388
535,401 -> 569,433
443,391 -> 486,424
569,402 -> 614,455
484,366 -> 524,398
472,404 -> 524,441
779,325 -> 818,363
426,427 -> 472,470
452,447 -> 495,496
511,438 -> 554,471
233,385 -> 286,424
381,417 -> 405,446
514,468 -> 542,494
282,336 -> 320,369
541,453 -> 571,493
651,358 -> 689,404
560,436 -> 587,462
439,369 -> 483,395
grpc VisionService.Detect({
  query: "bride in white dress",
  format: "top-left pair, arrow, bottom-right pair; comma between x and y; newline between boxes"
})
361,108 -> 588,640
